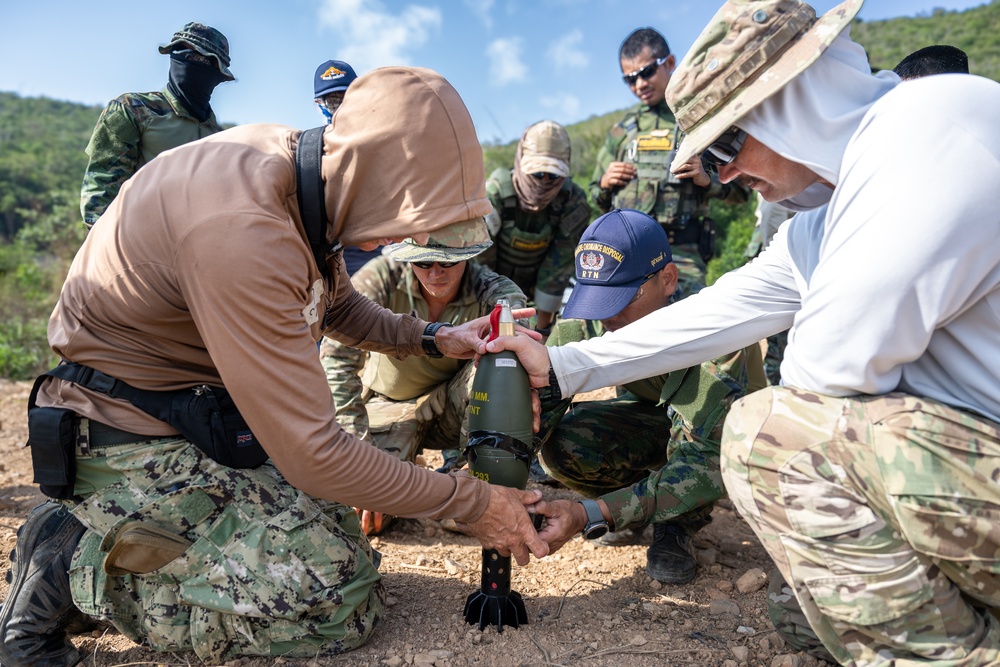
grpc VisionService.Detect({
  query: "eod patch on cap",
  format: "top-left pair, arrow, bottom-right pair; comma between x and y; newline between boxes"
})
562,209 -> 672,321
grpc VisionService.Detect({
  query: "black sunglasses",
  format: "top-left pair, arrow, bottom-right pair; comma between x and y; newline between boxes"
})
622,56 -> 668,86
530,172 -> 560,181
702,126 -> 748,167
412,260 -> 459,270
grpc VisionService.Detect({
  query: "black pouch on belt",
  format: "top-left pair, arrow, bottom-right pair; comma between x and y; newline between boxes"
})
26,375 -> 77,499
36,363 -> 267,470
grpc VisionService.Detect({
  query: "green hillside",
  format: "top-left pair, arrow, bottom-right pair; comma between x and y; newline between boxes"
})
852,1 -> 1000,77
0,1 -> 997,379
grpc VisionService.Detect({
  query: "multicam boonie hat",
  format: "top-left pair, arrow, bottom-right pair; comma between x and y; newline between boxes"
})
519,120 -> 571,177
381,217 -> 493,263
665,0 -> 863,170
314,60 -> 358,97
159,22 -> 235,81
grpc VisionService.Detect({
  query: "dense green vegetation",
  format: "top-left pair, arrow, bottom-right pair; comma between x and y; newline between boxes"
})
1,2 -> 996,379
853,2 -> 1000,77
0,93 -> 95,377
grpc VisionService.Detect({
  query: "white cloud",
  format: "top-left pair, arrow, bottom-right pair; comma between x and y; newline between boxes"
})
486,37 -> 528,86
547,30 -> 588,71
540,93 -> 581,122
317,0 -> 442,70
463,0 -> 495,28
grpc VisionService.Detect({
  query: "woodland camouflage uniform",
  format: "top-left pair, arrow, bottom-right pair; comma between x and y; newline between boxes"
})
80,89 -> 224,226
321,257 -> 525,461
538,318 -> 752,532
479,168 -> 591,309
590,101 -> 750,298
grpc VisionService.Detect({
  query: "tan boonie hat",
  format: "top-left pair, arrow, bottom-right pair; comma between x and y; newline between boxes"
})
382,217 -> 493,263
519,120 -> 571,177
666,0 -> 863,170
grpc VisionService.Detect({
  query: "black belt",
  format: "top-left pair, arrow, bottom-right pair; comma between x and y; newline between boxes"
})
87,420 -> 167,449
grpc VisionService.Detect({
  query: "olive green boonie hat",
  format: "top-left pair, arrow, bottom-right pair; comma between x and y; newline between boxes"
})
382,217 -> 493,263
159,22 -> 235,81
665,0 -> 862,171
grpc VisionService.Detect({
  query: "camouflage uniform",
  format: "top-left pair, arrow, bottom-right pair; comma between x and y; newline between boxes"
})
321,257 -> 525,459
590,101 -> 750,299
80,88 -> 224,226
479,168 -> 591,311
538,318 -> 752,532
69,435 -> 383,663
723,386 -> 1000,666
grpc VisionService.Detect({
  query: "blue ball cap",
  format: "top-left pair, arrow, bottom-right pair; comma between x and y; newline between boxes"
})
314,60 -> 358,97
562,209 -> 672,321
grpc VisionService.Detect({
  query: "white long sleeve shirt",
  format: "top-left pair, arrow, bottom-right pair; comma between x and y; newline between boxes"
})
550,72 -> 1000,423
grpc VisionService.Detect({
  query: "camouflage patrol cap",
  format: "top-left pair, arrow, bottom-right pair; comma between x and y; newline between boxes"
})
159,22 -> 235,81
519,120 -> 571,177
381,217 -> 493,263
665,0 -> 862,171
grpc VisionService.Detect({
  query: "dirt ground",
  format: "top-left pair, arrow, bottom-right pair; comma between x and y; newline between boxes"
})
0,378 -> 831,667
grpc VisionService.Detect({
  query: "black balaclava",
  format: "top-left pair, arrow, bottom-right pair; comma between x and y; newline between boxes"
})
167,52 -> 228,122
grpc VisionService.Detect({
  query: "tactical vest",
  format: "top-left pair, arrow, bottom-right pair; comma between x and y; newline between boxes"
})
612,110 -> 704,248
489,169 -> 571,293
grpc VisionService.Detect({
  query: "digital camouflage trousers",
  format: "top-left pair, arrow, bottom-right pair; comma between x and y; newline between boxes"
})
537,393 -> 715,530
722,386 -> 1000,666
67,438 -> 384,663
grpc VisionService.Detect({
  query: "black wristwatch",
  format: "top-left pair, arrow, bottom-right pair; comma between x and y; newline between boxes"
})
421,322 -> 453,358
579,499 -> 609,540
548,365 -> 562,401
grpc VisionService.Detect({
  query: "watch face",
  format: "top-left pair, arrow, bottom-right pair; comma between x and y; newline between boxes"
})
583,523 -> 609,540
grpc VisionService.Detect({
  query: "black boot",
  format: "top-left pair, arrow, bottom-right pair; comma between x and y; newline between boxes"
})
0,502 -> 87,667
646,523 -> 698,584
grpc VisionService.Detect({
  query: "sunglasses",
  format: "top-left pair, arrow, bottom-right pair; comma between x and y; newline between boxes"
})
702,126 -> 748,167
622,56 -> 668,86
530,172 -> 560,181
412,260 -> 459,270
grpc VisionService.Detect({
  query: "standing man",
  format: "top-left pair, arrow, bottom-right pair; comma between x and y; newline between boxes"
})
894,44 -> 969,79
591,27 -> 750,299
481,119 -> 591,336
81,22 -> 234,228
321,235 -> 526,534
312,59 -> 379,275
538,209 -> 758,584
1,67 -> 546,667
487,1 -> 1000,664
313,59 -> 357,121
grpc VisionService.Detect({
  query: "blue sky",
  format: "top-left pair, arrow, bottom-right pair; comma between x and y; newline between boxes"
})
1,1 -> 990,144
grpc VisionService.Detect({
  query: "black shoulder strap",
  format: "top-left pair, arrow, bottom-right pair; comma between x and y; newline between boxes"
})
295,126 -> 339,278
33,362 -> 174,424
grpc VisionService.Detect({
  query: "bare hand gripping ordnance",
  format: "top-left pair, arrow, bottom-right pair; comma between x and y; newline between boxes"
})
463,300 -> 534,632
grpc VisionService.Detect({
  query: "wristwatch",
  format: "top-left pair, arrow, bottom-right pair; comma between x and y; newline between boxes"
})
421,322 -> 453,358
578,499 -> 609,540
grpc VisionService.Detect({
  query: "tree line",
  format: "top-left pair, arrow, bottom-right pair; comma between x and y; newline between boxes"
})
0,1 -> 996,378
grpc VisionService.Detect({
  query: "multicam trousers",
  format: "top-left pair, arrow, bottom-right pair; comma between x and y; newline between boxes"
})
362,362 -> 475,463
68,438 -> 384,663
722,386 -> 1000,666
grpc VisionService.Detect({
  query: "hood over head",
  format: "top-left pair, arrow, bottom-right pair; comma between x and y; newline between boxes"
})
320,67 -> 493,248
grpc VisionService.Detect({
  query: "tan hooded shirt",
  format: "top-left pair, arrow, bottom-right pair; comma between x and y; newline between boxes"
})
40,67 -> 495,523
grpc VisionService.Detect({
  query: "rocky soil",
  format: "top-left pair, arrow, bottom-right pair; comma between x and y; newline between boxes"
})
0,379 -> 832,667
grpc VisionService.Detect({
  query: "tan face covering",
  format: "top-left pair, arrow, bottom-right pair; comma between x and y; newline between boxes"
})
512,140 -> 565,213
